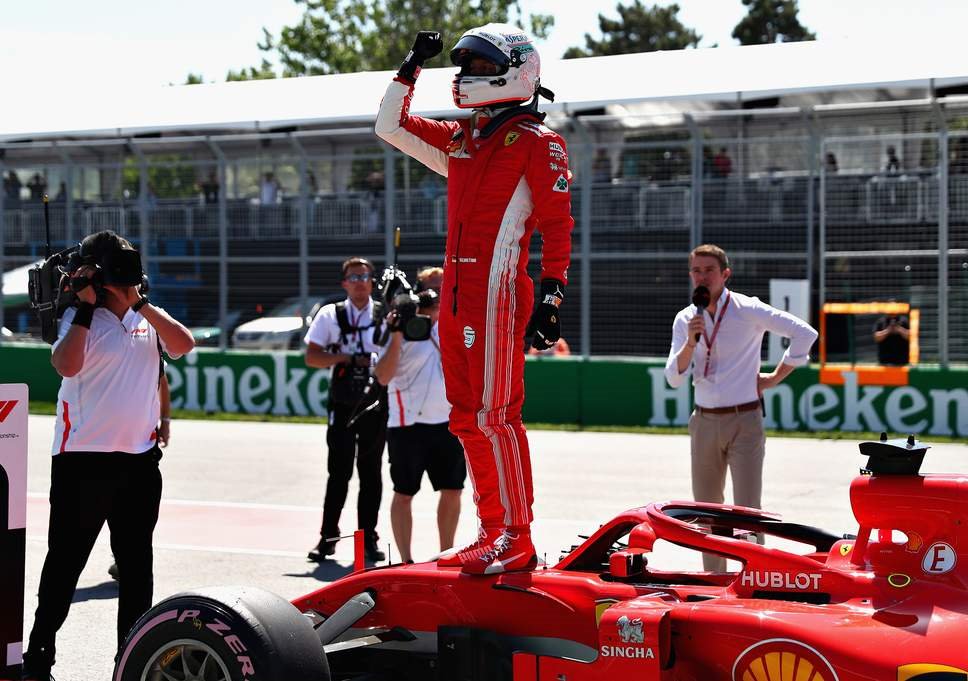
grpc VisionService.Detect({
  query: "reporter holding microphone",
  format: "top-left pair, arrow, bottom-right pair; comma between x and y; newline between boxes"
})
664,245 -> 817,572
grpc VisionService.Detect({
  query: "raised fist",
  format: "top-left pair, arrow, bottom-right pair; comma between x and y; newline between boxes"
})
398,30 -> 442,81
410,31 -> 443,62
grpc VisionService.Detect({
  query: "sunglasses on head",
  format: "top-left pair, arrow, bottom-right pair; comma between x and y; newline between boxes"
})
344,272 -> 372,283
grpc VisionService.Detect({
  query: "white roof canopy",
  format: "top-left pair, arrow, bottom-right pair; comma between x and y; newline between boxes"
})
4,38 -> 967,142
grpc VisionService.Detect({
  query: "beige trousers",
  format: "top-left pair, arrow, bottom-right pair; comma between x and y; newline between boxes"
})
688,407 -> 765,572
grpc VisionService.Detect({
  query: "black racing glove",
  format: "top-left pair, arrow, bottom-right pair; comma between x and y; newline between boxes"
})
397,30 -> 443,82
526,279 -> 565,351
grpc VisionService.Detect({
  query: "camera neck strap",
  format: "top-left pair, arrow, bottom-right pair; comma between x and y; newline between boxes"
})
334,300 -> 386,353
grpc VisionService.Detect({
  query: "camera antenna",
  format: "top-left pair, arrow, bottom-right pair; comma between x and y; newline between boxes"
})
393,226 -> 401,263
43,194 -> 52,258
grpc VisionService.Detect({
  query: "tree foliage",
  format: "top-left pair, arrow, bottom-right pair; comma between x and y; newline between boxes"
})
221,0 -> 552,80
731,0 -> 815,45
563,1 -> 700,59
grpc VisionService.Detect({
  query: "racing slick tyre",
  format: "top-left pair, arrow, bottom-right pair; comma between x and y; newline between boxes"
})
113,585 -> 330,681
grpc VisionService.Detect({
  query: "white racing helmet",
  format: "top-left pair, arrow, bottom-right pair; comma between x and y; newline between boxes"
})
449,23 -> 540,109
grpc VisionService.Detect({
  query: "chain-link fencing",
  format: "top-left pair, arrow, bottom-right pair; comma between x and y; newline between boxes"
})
2,99 -> 966,364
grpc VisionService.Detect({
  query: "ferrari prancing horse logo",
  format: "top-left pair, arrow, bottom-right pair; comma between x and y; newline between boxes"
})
504,131 -> 520,146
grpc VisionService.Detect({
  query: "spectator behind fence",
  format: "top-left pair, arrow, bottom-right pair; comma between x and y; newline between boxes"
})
375,273 -> 466,564
664,244 -> 817,572
4,171 -> 22,204
199,171 -> 219,204
304,257 -> 389,564
873,308 -> 910,366
27,173 -> 47,201
260,172 -> 279,205
950,138 -> 968,175
21,230 -> 194,681
592,149 -> 612,184
365,171 -> 385,233
712,148 -> 732,178
825,152 -> 839,174
886,146 -> 901,174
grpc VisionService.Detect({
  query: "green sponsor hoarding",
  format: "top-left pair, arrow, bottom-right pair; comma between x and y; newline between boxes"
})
2,344 -> 965,436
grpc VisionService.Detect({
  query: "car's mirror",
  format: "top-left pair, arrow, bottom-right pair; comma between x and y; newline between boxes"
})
628,521 -> 657,551
609,548 -> 648,579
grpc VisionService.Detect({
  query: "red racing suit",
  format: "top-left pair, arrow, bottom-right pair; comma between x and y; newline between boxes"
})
376,76 -> 574,531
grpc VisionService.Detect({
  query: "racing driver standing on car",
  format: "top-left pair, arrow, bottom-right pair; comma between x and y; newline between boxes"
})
376,25 -> 573,575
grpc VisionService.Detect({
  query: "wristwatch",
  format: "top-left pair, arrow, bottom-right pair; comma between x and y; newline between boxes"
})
132,296 -> 150,313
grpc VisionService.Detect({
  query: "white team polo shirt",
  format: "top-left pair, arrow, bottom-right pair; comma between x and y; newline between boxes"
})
387,323 -> 451,428
51,306 -> 183,455
304,297 -> 387,360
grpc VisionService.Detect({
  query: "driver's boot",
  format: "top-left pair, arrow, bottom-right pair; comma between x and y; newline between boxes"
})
460,528 -> 537,576
437,526 -> 501,567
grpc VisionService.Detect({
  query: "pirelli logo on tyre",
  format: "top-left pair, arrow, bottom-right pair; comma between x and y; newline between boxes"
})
898,664 -> 968,680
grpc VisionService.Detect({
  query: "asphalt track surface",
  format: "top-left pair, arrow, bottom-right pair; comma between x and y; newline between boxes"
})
19,414 -> 968,680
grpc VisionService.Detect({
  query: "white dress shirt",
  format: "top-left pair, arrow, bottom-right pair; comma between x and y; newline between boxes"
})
664,287 -> 817,408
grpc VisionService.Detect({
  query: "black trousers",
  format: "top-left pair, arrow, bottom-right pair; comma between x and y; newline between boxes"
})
25,450 -> 162,667
321,400 -> 387,542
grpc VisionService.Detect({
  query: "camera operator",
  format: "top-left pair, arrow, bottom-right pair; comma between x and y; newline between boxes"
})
22,230 -> 194,681
374,282 -> 466,564
304,257 -> 389,564
873,309 -> 910,366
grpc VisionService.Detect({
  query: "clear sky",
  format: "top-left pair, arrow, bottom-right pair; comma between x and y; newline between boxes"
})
1,0 -> 965,92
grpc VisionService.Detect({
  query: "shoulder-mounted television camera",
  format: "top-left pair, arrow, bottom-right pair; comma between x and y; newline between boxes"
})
28,236 -> 148,344
377,266 -> 432,342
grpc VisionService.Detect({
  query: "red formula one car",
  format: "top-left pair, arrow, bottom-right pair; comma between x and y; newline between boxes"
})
114,437 -> 968,681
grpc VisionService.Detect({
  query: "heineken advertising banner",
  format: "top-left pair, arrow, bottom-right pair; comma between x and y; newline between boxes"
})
1,344 -> 965,436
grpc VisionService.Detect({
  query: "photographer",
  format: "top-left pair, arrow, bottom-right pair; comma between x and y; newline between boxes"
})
22,230 -> 194,681
873,311 -> 910,366
304,257 -> 389,563
375,284 -> 466,564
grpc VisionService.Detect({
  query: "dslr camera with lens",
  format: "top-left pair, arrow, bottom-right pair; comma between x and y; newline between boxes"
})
377,265 -> 433,341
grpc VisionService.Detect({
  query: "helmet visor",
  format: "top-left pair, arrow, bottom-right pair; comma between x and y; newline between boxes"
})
449,35 -> 510,75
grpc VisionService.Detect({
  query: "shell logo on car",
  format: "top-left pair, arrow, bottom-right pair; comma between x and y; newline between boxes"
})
732,639 -> 838,681
897,663 -> 967,680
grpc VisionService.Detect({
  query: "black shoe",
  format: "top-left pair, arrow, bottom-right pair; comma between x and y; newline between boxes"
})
364,538 -> 386,562
108,562 -> 119,581
307,537 -> 337,562
21,649 -> 53,681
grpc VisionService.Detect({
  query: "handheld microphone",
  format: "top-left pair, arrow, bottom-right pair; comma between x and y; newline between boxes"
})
691,285 -> 711,343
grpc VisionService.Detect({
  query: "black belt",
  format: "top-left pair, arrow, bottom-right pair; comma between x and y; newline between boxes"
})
696,400 -> 761,415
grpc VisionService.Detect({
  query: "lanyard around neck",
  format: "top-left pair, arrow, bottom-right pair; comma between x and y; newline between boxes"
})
701,292 -> 731,378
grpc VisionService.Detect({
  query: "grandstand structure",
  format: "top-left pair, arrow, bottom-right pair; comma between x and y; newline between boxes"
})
2,39 -> 967,363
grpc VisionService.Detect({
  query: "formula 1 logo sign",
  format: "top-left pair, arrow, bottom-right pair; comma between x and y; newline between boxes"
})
0,400 -> 17,423
921,542 -> 957,574
898,664 -> 968,680
732,639 -> 838,681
